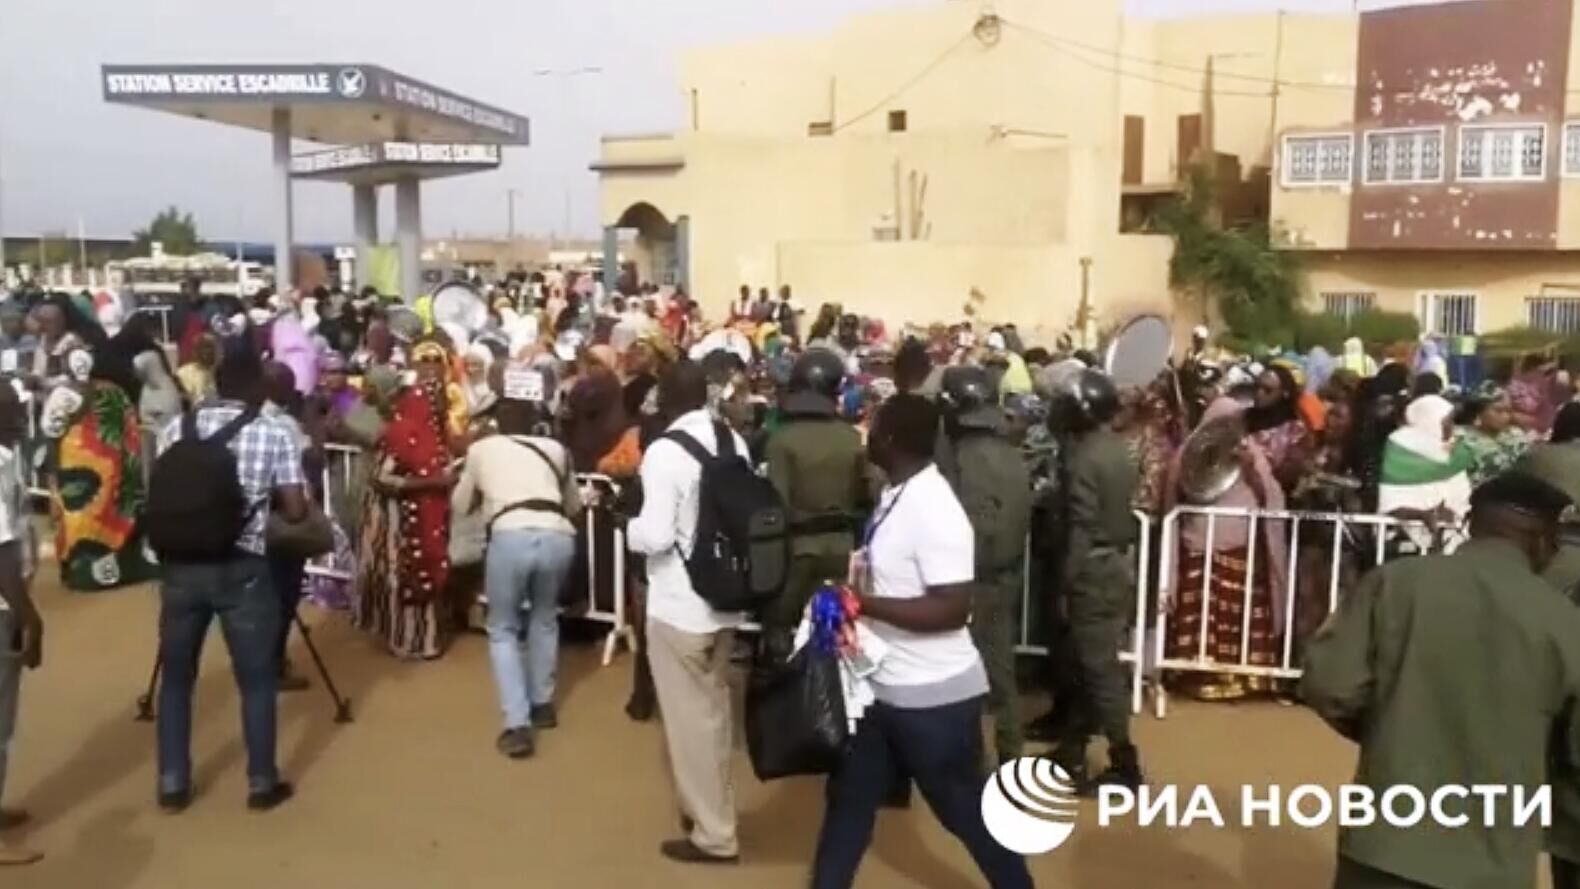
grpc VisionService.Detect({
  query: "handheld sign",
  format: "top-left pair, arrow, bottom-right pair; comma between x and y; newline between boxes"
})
502,364 -> 545,402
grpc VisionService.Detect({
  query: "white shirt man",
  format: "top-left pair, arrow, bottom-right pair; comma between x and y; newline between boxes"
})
627,397 -> 748,865
863,463 -> 990,707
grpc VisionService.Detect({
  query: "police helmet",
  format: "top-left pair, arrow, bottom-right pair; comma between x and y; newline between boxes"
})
940,366 -> 1001,431
1060,368 -> 1121,430
782,348 -> 845,415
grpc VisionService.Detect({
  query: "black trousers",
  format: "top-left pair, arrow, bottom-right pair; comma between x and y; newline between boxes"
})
268,554 -> 306,668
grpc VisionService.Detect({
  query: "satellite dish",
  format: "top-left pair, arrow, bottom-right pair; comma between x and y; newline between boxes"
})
1104,314 -> 1173,389
432,280 -> 488,335
1178,414 -> 1245,505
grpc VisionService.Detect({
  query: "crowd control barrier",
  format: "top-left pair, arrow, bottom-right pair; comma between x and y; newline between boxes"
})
307,445 -> 637,666
31,432 -> 1454,706
1141,505 -> 1449,719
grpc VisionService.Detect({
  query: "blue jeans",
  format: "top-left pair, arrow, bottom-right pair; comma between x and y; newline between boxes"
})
484,529 -> 575,730
811,696 -> 1034,889
158,556 -> 281,795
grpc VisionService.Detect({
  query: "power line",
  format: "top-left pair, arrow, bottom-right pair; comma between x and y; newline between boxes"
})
833,31 -> 977,133
1008,23 -> 1275,98
1003,17 -> 1351,93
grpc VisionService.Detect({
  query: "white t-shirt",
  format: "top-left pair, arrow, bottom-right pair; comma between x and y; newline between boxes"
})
863,464 -> 988,704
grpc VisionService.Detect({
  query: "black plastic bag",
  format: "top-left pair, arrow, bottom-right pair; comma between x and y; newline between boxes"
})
745,645 -> 849,781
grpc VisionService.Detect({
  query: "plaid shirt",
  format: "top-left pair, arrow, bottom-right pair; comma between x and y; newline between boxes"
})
157,400 -> 306,556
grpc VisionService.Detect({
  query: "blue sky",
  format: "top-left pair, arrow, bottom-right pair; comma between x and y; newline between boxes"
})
0,0 -> 1397,245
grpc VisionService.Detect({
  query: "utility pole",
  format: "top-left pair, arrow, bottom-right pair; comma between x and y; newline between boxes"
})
506,188 -> 519,241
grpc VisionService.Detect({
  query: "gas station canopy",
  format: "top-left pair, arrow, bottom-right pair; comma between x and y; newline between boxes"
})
100,62 -> 531,300
291,142 -> 503,186
101,64 -> 530,145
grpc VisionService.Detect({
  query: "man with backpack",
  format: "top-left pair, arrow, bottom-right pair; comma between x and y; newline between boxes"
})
451,397 -> 580,760
148,347 -> 308,813
626,360 -> 771,866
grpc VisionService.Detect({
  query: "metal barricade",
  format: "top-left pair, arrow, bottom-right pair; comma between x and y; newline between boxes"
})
1012,510 -> 1154,715
305,444 -> 636,666
576,473 -> 638,666
1142,504 -> 1446,719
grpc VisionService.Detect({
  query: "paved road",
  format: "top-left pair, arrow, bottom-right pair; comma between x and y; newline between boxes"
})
9,576 -> 1378,888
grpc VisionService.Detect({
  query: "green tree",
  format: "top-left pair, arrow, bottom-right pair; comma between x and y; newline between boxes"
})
132,205 -> 202,255
1155,165 -> 1302,351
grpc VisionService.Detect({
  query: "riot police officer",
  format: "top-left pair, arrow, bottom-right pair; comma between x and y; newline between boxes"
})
762,348 -> 867,661
938,366 -> 1032,763
1052,368 -> 1143,791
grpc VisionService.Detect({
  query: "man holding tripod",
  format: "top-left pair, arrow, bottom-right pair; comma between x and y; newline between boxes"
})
148,347 -> 307,813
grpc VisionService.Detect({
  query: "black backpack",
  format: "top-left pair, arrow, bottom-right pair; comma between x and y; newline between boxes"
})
663,422 -> 788,613
146,406 -> 260,563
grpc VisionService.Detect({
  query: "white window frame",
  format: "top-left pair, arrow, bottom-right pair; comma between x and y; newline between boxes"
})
1417,290 -> 1479,337
1362,126 -> 1447,186
1457,122 -> 1547,183
1526,295 -> 1580,334
1562,121 -> 1580,178
1280,133 -> 1354,188
1321,291 -> 1376,320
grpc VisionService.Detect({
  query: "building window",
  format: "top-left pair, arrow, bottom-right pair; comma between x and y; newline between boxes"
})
1282,135 -> 1353,187
1458,124 -> 1545,182
1364,128 -> 1444,185
1322,291 -> 1376,319
807,121 -> 833,137
887,110 -> 908,133
1419,291 -> 1478,336
1564,122 -> 1580,177
1527,296 -> 1580,334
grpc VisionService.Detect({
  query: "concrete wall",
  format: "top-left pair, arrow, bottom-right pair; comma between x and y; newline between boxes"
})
1301,251 -> 1580,332
775,233 -> 1173,346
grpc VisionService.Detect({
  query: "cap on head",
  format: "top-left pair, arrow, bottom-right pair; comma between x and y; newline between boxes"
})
1471,472 -> 1572,523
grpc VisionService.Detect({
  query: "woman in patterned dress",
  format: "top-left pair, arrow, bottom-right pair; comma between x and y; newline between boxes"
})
1452,383 -> 1533,489
353,341 -> 460,659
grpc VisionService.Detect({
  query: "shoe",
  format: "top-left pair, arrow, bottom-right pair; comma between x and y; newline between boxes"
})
659,839 -> 738,865
0,845 -> 41,866
157,788 -> 192,814
496,727 -> 535,760
0,809 -> 29,830
625,696 -> 654,723
247,782 -> 295,812
530,703 -> 558,730
279,673 -> 311,693
1079,743 -> 1143,797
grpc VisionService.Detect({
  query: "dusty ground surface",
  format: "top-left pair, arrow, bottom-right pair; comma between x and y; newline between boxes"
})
0,573 -> 1452,889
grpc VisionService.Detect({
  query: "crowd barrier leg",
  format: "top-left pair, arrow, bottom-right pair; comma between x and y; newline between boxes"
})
1127,511 -> 1149,716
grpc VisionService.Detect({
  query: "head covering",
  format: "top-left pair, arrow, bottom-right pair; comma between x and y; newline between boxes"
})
1304,347 -> 1336,394
1392,395 -> 1458,462
319,351 -> 349,374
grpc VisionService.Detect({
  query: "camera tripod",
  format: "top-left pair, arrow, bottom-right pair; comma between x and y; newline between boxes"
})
135,607 -> 354,724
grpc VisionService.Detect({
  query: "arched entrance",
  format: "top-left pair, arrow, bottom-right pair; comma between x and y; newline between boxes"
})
603,202 -> 688,293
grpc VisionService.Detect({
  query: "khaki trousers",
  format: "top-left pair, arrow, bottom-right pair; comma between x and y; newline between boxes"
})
647,618 -> 738,857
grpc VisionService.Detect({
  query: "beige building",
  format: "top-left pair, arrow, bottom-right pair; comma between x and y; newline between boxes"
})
596,0 -> 1580,343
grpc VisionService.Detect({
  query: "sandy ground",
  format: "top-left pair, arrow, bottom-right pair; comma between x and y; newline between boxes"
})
0,574 -> 1407,889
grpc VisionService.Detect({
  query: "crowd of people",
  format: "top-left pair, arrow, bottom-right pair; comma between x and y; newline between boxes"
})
0,270 -> 1576,887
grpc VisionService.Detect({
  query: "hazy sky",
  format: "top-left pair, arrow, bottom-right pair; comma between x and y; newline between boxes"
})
1,0 -> 1379,245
